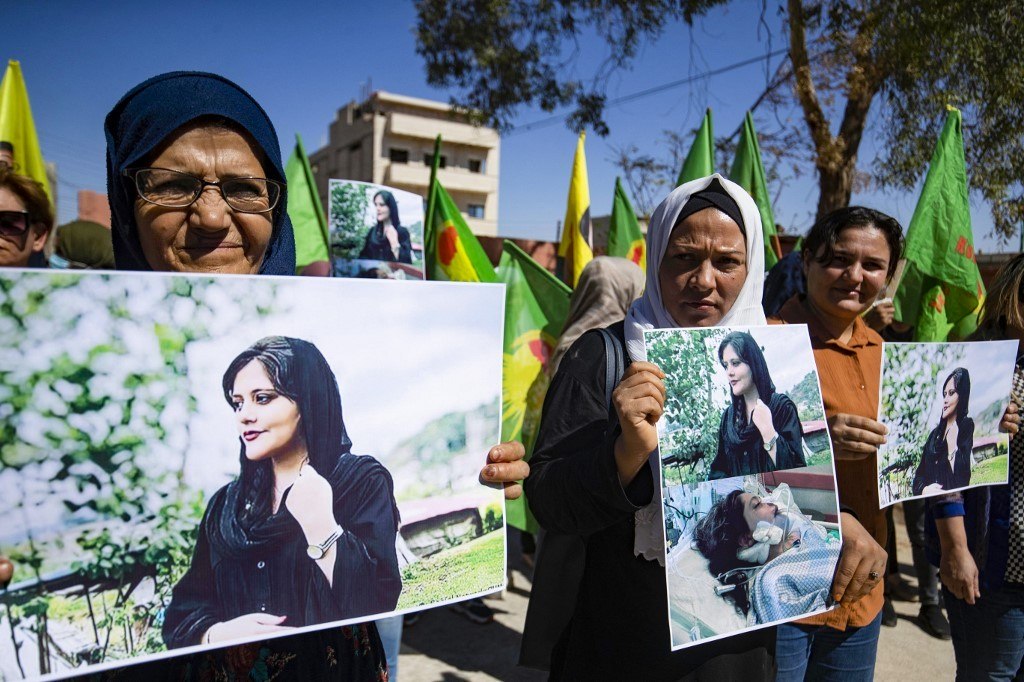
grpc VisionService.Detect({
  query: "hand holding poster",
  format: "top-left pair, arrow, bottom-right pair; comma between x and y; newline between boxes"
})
877,340 -> 1018,506
0,271 -> 504,680
645,325 -> 842,650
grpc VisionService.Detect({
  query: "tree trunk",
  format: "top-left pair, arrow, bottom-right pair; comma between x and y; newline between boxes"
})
816,160 -> 856,219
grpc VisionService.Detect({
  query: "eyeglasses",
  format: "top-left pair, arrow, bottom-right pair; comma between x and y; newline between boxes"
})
122,167 -> 283,213
0,210 -> 31,236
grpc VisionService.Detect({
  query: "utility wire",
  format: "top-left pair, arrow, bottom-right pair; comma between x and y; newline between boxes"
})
506,47 -> 789,136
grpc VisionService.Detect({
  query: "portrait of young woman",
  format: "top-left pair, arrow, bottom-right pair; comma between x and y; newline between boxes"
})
911,367 -> 975,496
358,190 -> 413,264
708,330 -> 806,479
162,335 -> 402,649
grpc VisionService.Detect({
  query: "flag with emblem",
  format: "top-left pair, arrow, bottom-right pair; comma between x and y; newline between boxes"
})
424,135 -> 497,283
607,177 -> 646,274
677,108 -> 715,186
498,241 -> 571,532
730,111 -> 779,268
558,132 -> 593,287
0,60 -> 51,201
893,106 -> 985,341
284,133 -> 329,273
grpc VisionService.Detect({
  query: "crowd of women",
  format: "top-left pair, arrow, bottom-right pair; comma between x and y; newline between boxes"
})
0,70 -> 1022,681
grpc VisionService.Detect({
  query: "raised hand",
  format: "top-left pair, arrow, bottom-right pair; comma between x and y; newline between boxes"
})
1000,401 -> 1020,436
285,461 -> 336,542
612,361 -> 666,485
0,557 -> 13,589
750,398 -> 777,444
479,441 -> 529,500
827,413 -> 888,460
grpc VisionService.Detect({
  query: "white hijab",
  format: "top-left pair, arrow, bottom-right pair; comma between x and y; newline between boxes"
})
626,173 -> 767,563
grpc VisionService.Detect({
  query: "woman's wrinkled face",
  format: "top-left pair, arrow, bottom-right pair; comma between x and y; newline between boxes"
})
230,360 -> 304,462
133,124 -> 273,274
721,344 -> 753,397
803,226 -> 891,322
941,378 -> 960,420
740,492 -> 778,531
374,195 -> 390,224
658,208 -> 747,327
0,187 -> 47,268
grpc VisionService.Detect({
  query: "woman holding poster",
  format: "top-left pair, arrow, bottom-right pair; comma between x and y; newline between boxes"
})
709,330 -> 806,478
912,368 -> 975,495
162,336 -> 402,649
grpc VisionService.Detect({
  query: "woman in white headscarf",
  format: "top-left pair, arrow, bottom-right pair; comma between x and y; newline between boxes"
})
524,175 -> 775,679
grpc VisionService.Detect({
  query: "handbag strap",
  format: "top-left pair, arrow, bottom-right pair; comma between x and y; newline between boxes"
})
596,326 -> 624,415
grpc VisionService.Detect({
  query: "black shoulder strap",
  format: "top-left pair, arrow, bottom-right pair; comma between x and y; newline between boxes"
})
596,327 -> 624,414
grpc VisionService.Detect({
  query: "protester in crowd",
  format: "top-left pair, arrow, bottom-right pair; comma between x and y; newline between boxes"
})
930,252 -> 1024,680
0,167 -> 53,268
49,219 -> 114,269
708,330 -> 805,479
548,255 -> 645,376
770,206 -> 900,680
359,189 -> 412,263
912,368 -> 975,496
0,140 -> 14,169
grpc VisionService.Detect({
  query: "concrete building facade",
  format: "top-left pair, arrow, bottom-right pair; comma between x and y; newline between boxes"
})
309,91 -> 500,236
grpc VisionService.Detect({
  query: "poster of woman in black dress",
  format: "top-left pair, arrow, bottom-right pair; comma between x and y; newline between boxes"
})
911,367 -> 975,496
708,331 -> 806,479
162,336 -> 402,649
359,190 -> 413,264
329,180 -> 425,279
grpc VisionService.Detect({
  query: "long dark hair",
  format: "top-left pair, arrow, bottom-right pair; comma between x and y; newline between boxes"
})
718,331 -> 775,427
937,367 -> 971,429
374,190 -> 401,229
692,489 -> 753,613
222,336 -> 352,528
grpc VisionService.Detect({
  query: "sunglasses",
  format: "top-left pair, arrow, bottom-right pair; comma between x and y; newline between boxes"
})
0,210 -> 32,236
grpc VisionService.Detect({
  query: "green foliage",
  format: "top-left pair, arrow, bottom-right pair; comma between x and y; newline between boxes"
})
396,530 -> 504,609
878,343 -> 964,499
0,272 -> 279,667
647,328 -> 727,483
329,182 -> 370,261
415,0 -> 1024,237
789,371 -> 826,423
480,503 -> 503,533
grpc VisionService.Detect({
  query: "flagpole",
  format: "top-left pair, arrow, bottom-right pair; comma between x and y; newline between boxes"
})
424,134 -> 442,277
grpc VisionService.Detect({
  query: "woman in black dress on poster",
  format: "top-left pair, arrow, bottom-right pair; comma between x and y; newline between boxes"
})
163,335 -> 402,648
359,190 -> 412,264
912,367 -> 974,496
709,330 -> 806,479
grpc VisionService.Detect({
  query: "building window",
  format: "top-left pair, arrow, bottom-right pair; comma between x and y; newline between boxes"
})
467,204 -> 485,219
468,159 -> 484,174
389,148 -> 409,164
424,153 -> 447,168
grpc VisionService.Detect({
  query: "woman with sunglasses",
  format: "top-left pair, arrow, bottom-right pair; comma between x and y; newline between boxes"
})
0,167 -> 53,268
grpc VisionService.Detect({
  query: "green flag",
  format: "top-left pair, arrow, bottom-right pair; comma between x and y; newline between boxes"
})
893,107 -> 984,341
424,176 -> 497,283
730,111 -> 779,269
607,178 -> 646,274
498,241 -> 572,532
677,108 -> 714,186
284,133 -> 329,272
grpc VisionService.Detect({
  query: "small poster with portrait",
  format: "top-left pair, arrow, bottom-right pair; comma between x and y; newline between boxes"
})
877,340 -> 1018,507
0,269 -> 505,680
328,179 -> 425,280
645,325 -> 843,650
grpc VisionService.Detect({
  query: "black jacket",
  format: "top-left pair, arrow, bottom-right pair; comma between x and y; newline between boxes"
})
912,418 -> 975,495
358,224 -> 412,264
709,392 -> 805,479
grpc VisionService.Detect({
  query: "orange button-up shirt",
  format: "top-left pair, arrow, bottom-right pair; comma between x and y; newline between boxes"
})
773,296 -> 885,629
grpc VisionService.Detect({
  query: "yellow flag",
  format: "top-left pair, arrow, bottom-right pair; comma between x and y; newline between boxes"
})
0,61 -> 50,202
558,131 -> 593,286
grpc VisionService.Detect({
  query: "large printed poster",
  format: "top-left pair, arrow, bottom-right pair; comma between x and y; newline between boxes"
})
646,325 -> 842,650
877,340 -> 1018,506
0,271 -> 505,680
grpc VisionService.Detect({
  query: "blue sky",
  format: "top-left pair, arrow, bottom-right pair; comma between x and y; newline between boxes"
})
4,1 -> 1014,252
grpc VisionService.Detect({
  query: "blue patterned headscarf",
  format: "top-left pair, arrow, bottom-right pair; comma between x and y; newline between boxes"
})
104,71 -> 295,275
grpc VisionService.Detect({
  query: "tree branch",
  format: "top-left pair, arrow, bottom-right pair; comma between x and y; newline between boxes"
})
787,0 -> 834,168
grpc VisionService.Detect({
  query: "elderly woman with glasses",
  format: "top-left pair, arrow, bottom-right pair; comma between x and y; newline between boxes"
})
0,167 -> 54,268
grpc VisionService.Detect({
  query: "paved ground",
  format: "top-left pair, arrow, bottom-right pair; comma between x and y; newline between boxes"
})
399,504 -> 956,681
